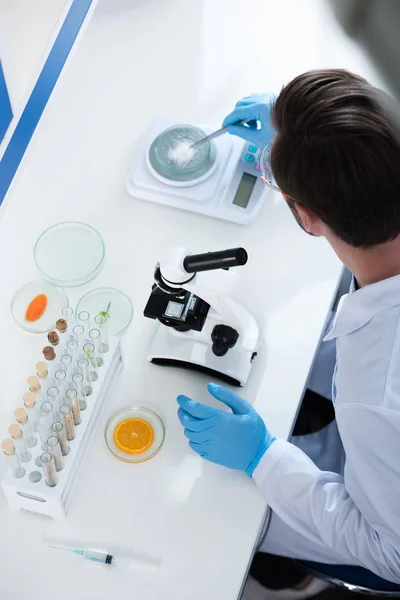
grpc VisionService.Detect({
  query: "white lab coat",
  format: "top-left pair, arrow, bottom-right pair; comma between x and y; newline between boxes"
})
255,275 -> 400,583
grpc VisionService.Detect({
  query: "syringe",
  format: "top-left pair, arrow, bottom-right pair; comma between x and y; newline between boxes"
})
49,546 -> 113,565
47,543 -> 161,569
72,549 -> 113,564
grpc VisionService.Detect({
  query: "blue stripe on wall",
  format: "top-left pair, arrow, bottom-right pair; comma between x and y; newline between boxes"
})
0,62 -> 13,142
0,0 -> 93,205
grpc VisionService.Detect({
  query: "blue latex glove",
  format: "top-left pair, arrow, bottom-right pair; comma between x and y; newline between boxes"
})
177,383 -> 276,477
222,92 -> 276,149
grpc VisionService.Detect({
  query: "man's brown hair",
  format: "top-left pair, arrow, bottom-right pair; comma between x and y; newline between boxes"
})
270,69 -> 400,247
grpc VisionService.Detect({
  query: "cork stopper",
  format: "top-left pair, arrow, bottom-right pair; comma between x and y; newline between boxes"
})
23,391 -> 36,408
27,375 -> 41,393
1,439 -> 15,456
43,346 -> 56,361
8,424 -> 22,440
47,331 -> 59,346
14,408 -> 28,424
36,361 -> 48,378
56,319 -> 67,333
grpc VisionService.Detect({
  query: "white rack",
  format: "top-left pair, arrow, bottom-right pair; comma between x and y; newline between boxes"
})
1,339 -> 123,519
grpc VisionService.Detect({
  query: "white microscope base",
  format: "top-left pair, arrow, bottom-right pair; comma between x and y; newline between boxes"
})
147,325 -> 253,387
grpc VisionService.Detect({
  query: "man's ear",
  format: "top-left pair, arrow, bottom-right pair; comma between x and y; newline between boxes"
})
296,204 -> 322,236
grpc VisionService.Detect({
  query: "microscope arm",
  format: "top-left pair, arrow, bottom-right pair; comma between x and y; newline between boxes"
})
160,247 -> 265,352
184,269 -> 264,351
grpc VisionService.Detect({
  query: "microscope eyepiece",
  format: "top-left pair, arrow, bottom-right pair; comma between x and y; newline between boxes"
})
183,248 -> 248,274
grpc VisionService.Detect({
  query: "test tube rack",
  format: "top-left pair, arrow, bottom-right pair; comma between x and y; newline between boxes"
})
1,338 -> 123,519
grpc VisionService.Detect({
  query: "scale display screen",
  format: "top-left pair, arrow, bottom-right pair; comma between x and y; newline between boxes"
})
232,172 -> 257,209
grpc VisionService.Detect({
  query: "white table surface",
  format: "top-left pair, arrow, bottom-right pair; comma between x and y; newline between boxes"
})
0,0 -> 385,597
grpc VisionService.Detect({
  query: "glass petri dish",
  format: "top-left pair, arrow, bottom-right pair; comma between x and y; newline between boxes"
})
11,281 -> 68,333
76,287 -> 133,336
34,222 -> 105,287
105,407 -> 165,463
148,124 -> 217,183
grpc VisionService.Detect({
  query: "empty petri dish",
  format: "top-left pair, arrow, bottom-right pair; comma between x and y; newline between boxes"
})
34,222 -> 105,287
148,124 -> 217,184
105,407 -> 165,463
11,281 -> 68,333
76,287 -> 133,336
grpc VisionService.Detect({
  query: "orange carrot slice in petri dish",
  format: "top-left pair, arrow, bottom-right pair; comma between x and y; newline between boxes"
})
25,294 -> 48,322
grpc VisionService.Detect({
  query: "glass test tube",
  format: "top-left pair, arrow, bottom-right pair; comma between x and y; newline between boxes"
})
51,421 -> 70,456
37,416 -> 51,451
72,372 -> 87,410
72,325 -> 86,350
77,358 -> 93,396
27,375 -> 41,394
59,405 -> 75,441
14,408 -> 37,448
43,345 -> 57,363
78,310 -> 91,335
66,388 -> 81,425
1,440 -> 25,478
36,361 -> 48,379
8,425 -> 31,463
47,436 -> 64,471
47,386 -> 60,412
94,314 -> 110,353
41,401 -> 57,428
66,339 -> 79,357
48,330 -> 60,347
40,452 -> 58,487
24,392 -> 39,432
56,318 -> 68,335
88,329 -> 104,367
61,306 -> 74,326
35,388 -> 47,411
60,353 -> 73,372
54,369 -> 67,394
83,343 -> 98,382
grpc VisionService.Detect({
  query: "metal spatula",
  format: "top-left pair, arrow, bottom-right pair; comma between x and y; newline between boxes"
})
190,119 -> 249,149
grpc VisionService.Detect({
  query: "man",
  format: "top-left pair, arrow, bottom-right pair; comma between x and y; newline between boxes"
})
176,70 -> 400,597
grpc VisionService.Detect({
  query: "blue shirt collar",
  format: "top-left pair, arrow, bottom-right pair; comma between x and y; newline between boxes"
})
325,274 -> 400,340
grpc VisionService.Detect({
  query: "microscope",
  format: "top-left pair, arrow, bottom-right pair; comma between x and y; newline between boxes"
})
144,247 -> 264,386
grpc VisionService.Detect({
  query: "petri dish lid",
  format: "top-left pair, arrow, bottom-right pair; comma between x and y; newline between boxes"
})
76,287 -> 133,336
34,222 -> 105,287
105,407 -> 165,463
11,281 -> 68,334
148,124 -> 217,184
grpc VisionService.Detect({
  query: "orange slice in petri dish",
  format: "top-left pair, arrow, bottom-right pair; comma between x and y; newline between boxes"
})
113,418 -> 154,454
25,294 -> 48,322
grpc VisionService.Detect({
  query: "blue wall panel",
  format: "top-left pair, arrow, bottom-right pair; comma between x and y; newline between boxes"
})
0,0 -> 93,205
0,61 -> 13,143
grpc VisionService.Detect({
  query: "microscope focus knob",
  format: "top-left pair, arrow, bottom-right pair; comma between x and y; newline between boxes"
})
211,325 -> 239,357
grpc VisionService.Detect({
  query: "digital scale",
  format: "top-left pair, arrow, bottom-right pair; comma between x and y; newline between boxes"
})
126,117 -> 271,225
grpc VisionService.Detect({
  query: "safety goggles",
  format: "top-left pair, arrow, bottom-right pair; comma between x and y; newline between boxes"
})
259,141 -> 281,192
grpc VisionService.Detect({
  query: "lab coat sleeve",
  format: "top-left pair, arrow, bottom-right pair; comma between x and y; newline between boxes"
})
253,403 -> 400,583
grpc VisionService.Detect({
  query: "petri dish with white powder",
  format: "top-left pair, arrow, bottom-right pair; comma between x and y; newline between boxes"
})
148,125 -> 217,183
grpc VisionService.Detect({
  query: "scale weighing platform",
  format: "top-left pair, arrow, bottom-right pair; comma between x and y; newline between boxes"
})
126,117 -> 272,225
